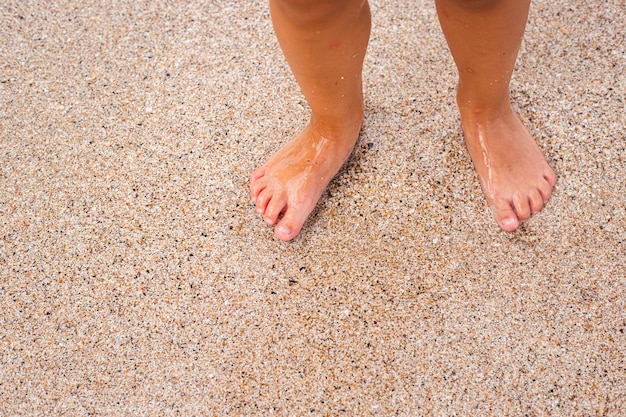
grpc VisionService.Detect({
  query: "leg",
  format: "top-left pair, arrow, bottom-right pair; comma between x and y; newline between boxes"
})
251,0 -> 370,241
435,0 -> 557,231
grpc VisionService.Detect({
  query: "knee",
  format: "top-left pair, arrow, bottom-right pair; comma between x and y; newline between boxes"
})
272,0 -> 356,28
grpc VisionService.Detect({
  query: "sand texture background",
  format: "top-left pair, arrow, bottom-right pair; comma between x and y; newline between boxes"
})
1,0 -> 625,415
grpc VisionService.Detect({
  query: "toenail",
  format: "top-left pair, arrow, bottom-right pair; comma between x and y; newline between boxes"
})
276,225 -> 291,236
502,217 -> 516,227
256,207 -> 264,214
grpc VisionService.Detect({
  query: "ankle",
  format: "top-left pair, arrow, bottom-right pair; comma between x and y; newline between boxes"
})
456,82 -> 511,118
456,95 -> 511,120
310,109 -> 364,138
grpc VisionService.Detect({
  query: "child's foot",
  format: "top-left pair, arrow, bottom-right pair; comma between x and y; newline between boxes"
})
459,103 -> 557,232
250,116 -> 362,241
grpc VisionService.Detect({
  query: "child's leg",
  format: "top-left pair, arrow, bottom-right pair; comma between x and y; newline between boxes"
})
251,0 -> 370,241
435,0 -> 557,231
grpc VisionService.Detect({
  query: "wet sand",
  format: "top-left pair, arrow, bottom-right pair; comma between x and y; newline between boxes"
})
1,0 -> 624,415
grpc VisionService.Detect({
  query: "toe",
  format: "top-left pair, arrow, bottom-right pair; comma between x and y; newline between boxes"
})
274,204 -> 312,241
490,199 -> 519,232
513,193 -> 531,221
538,178 -> 553,203
255,188 -> 272,215
529,189 -> 544,214
250,176 -> 268,203
264,193 -> 287,225
544,168 -> 557,187
250,167 -> 266,182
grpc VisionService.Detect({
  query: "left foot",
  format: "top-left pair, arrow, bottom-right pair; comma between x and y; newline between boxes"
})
459,103 -> 557,231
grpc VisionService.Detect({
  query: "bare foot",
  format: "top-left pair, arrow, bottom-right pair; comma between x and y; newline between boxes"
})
250,117 -> 362,241
459,104 -> 557,232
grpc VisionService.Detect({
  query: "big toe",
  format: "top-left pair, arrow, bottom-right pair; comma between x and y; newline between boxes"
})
491,200 -> 520,232
274,205 -> 311,241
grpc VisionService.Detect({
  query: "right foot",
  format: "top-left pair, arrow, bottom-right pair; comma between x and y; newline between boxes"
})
250,116 -> 362,241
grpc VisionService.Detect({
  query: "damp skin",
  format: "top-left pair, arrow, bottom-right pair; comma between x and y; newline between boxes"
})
251,0 -> 557,240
